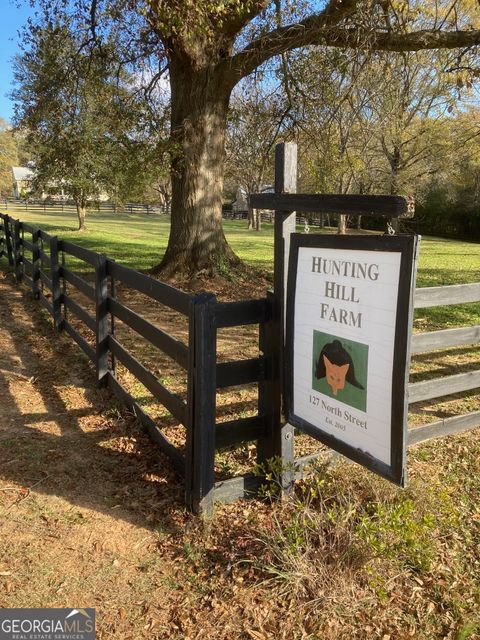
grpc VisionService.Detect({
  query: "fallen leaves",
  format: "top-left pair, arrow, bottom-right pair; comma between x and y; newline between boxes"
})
0,273 -> 478,640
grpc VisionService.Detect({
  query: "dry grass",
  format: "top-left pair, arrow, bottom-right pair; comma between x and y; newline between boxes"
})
242,447 -> 480,639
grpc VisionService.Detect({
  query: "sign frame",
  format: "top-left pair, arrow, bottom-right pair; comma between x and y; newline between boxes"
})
285,233 -> 419,486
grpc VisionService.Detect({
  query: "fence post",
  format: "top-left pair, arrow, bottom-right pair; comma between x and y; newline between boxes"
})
4,216 -> 14,267
110,263 -> 117,378
50,236 -> 63,332
257,291 -> 279,466
257,142 -> 297,492
95,254 -> 109,387
185,293 -> 217,516
31,228 -> 40,300
185,299 -> 196,511
13,220 -> 23,283
0,216 -> 5,259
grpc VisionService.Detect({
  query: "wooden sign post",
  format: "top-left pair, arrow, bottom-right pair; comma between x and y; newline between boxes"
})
251,143 -> 418,487
259,143 -> 296,491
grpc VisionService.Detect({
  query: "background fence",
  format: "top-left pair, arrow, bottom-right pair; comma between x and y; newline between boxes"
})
0,210 -> 479,513
3,197 -> 166,216
3,198 -> 380,230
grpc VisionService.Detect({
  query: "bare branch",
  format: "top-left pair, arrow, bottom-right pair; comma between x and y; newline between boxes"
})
90,0 -> 98,42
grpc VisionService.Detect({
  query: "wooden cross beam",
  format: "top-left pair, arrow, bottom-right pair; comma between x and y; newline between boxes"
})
249,193 -> 415,218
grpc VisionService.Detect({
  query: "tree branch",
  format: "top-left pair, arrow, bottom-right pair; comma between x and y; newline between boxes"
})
225,0 -> 358,79
218,0 -> 271,39
89,0 -> 98,42
229,22 -> 480,82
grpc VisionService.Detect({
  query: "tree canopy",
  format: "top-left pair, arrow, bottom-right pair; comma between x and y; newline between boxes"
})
16,0 -> 480,273
13,22 -> 158,229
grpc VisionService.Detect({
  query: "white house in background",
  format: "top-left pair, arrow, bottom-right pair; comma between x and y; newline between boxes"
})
11,166 -> 109,201
12,166 -> 35,198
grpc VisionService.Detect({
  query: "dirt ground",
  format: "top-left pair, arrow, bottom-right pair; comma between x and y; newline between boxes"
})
0,269 -> 479,640
0,270 -> 310,640
0,270 -> 238,638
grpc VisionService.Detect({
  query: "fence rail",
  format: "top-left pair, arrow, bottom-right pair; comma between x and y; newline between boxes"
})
411,325 -> 480,354
407,281 -> 480,444
0,212 -> 274,514
0,211 -> 479,512
414,282 -> 480,308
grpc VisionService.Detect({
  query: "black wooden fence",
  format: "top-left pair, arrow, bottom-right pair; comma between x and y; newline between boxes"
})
0,212 -> 275,515
1,206 -> 479,512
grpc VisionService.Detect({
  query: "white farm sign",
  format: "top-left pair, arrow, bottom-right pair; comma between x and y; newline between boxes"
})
285,234 -> 419,485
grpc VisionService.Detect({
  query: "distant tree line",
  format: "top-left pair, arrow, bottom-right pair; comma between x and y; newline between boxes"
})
225,47 -> 480,240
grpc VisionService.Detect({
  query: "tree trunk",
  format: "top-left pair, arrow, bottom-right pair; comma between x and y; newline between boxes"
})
249,208 -> 261,231
247,201 -> 254,230
389,155 -> 401,233
337,214 -> 347,235
163,189 -> 171,215
76,201 -> 87,231
255,209 -> 261,231
155,59 -> 238,278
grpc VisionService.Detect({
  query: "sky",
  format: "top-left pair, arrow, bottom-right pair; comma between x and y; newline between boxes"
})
0,1 -> 36,123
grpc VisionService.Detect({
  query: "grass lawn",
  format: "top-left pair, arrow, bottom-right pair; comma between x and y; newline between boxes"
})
4,202 -> 479,329
2,204 -> 276,272
2,202 -> 480,279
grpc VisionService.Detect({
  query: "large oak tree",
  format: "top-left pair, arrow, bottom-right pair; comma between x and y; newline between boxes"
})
25,0 -> 480,275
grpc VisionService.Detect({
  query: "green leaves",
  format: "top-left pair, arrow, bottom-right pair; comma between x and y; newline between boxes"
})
13,21 -> 160,213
